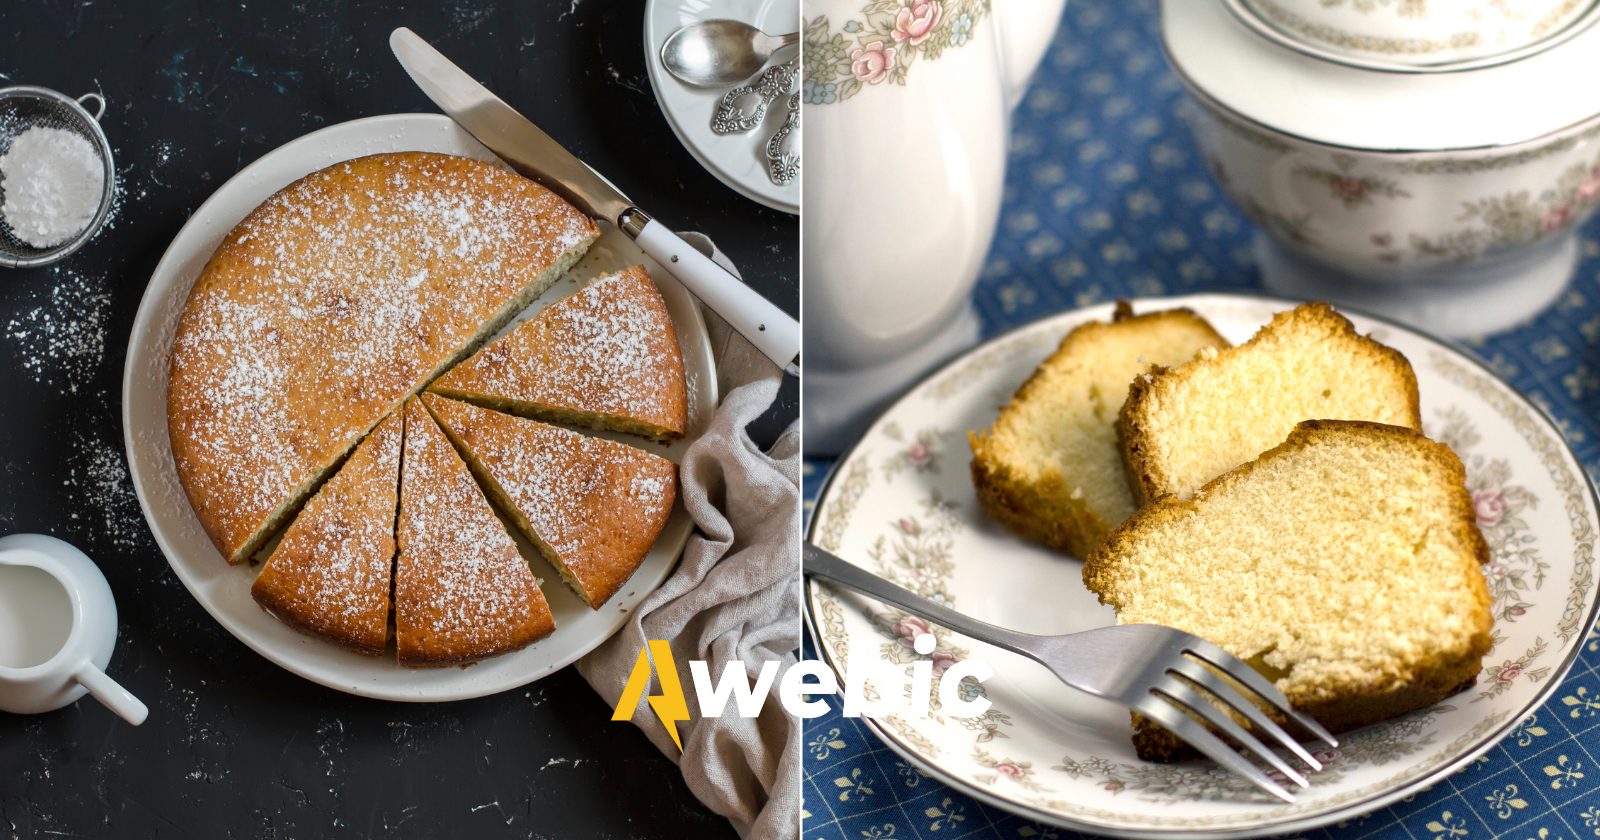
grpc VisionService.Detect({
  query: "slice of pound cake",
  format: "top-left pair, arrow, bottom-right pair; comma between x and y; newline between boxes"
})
250,411 -> 402,655
422,394 -> 677,609
430,265 -> 688,440
1120,302 -> 1421,504
969,303 -> 1227,557
1084,420 -> 1493,761
395,398 -> 555,665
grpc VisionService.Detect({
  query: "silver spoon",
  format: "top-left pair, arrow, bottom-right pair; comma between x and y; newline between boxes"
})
661,19 -> 799,88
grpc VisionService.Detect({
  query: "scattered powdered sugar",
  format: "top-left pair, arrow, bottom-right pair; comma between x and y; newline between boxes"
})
395,405 -> 546,654
0,125 -> 104,248
443,267 -> 683,430
429,397 -> 675,579
629,472 -> 668,502
5,267 -> 111,393
61,424 -> 149,551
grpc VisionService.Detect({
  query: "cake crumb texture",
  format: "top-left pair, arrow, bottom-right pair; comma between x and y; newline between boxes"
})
970,304 -> 1227,557
1084,420 -> 1493,761
1119,302 -> 1421,504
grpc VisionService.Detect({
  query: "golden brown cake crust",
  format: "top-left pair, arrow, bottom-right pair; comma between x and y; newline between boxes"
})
430,265 -> 688,440
1086,420 -> 1493,762
167,151 -> 599,564
249,411 -> 403,655
969,304 -> 1227,558
969,444 -> 1106,557
395,398 -> 556,665
1118,302 -> 1423,505
422,393 -> 677,608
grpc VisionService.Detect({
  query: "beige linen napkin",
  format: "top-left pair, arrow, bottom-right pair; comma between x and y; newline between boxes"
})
577,234 -> 801,840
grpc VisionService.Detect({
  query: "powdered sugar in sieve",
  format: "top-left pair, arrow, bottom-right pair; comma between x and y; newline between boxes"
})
0,86 -> 116,268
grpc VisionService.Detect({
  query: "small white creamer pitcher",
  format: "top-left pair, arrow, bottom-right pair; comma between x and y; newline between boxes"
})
0,533 -> 147,724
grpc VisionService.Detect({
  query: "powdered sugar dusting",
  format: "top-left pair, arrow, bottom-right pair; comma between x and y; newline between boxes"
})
251,413 -> 401,649
439,267 -> 685,434
5,267 -> 111,394
427,396 -> 675,602
166,152 -> 597,559
395,402 -> 548,660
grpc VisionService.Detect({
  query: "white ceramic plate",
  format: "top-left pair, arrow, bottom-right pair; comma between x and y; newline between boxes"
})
123,114 -> 719,702
644,0 -> 799,214
806,293 -> 1600,837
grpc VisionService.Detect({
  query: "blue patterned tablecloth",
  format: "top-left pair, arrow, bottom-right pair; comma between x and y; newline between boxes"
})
801,2 -> 1600,838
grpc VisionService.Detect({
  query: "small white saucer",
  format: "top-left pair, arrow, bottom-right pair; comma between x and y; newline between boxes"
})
643,0 -> 799,215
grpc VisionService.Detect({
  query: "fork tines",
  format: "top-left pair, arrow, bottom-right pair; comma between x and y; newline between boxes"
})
1142,638 -> 1339,804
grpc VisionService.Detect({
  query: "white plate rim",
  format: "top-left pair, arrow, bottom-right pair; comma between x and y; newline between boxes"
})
641,0 -> 800,215
122,113 -> 719,702
803,290 -> 1600,838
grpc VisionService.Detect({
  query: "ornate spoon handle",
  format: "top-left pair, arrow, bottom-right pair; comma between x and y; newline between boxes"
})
765,92 -> 800,185
711,58 -> 797,135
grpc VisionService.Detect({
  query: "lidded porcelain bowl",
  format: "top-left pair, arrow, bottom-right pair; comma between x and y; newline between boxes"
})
1162,0 -> 1600,336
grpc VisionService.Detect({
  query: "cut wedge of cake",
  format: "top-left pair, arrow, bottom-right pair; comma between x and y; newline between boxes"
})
422,393 -> 677,609
430,265 -> 688,440
1084,420 -> 1493,761
250,411 -> 403,655
395,398 -> 555,665
969,303 -> 1228,557
168,151 -> 599,564
1120,302 -> 1421,504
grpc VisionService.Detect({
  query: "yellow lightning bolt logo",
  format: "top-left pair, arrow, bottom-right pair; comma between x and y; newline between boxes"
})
612,640 -> 689,752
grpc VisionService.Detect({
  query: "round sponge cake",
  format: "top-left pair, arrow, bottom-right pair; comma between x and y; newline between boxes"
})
167,152 -> 598,564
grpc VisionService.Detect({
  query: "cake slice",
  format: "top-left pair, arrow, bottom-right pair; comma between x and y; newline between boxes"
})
395,398 -> 555,665
969,303 -> 1228,557
1120,302 -> 1421,504
250,411 -> 402,655
422,393 -> 677,608
1084,420 -> 1493,761
430,265 -> 688,440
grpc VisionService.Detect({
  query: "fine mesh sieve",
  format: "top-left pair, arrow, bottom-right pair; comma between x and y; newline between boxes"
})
0,86 -> 116,268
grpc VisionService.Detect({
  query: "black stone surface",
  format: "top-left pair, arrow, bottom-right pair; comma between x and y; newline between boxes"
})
0,2 -> 795,837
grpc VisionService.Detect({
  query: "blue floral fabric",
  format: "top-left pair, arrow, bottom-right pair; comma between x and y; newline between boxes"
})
801,1 -> 1600,837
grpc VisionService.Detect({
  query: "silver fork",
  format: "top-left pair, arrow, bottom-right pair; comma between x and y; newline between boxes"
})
804,543 -> 1338,803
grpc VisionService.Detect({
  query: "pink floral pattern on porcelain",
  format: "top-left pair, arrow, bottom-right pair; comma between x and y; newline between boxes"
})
1474,488 -> 1508,527
893,615 -> 933,649
849,41 -> 897,84
894,0 -> 944,45
1579,166 -> 1600,202
1191,101 -> 1600,268
804,0 -> 988,104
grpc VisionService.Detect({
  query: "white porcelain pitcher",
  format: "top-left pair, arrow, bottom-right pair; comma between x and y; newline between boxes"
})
0,533 -> 147,724
802,0 -> 1066,453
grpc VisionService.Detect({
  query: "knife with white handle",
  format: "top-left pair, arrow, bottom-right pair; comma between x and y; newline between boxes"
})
389,27 -> 799,376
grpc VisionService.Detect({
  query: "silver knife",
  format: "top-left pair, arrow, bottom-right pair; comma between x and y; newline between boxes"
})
389,27 -> 800,376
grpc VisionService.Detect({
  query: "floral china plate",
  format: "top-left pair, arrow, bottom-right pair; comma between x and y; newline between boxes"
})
805,293 -> 1600,837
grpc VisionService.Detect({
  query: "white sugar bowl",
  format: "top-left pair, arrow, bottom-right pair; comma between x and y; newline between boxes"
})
1163,0 -> 1600,336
